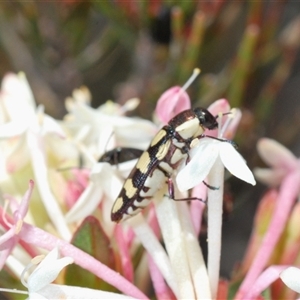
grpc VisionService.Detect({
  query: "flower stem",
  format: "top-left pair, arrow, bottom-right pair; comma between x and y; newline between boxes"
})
154,189 -> 195,299
207,157 -> 224,299
127,214 -> 178,297
178,200 -> 211,299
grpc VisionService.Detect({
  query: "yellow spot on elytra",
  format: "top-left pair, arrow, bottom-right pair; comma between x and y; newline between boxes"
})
175,118 -> 199,139
112,197 -> 124,213
136,151 -> 151,173
124,179 -> 137,198
151,129 -> 166,146
156,139 -> 171,160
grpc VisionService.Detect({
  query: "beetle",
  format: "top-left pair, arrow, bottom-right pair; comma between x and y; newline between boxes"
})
111,107 -> 222,223
98,147 -> 143,165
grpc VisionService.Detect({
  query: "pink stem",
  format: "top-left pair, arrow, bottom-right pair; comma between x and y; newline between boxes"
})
20,223 -> 148,299
148,254 -> 176,300
114,225 -> 134,282
190,184 -> 207,236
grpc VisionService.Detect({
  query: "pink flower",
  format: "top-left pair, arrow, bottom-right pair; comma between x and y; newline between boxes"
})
155,68 -> 200,123
236,138 -> 300,299
254,138 -> 300,186
0,180 -> 34,270
155,86 -> 191,123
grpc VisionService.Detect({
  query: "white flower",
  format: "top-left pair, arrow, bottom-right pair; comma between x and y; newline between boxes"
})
176,138 -> 256,192
63,89 -> 156,155
20,247 -> 136,299
0,72 -> 72,240
24,247 -> 74,296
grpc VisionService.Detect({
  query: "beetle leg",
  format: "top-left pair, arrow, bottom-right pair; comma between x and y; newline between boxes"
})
166,177 -> 206,203
199,134 -> 238,149
203,180 -> 219,190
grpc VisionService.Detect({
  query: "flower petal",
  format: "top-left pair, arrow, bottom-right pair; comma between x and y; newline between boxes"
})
5,134 -> 30,173
17,180 -> 34,220
41,115 -> 66,138
253,168 -> 285,186
65,181 -> 103,223
27,130 -> 71,240
245,265 -> 287,299
155,86 -> 191,124
280,267 -> 300,293
222,108 -> 242,140
206,99 -> 230,137
28,248 -> 74,293
35,283 -> 137,299
207,99 -> 230,117
0,121 -> 27,138
1,72 -> 36,121
257,138 -> 296,170
176,139 -> 219,191
219,142 -> 256,185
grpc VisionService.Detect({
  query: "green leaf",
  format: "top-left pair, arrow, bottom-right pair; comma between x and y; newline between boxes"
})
64,216 -> 117,291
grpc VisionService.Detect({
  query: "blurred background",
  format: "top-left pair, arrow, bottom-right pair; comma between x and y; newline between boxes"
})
1,0 -> 300,278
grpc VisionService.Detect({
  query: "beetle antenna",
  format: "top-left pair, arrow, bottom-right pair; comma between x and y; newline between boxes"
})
215,111 -> 232,119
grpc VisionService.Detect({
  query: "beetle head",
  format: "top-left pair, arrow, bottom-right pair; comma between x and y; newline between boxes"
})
194,107 -> 218,130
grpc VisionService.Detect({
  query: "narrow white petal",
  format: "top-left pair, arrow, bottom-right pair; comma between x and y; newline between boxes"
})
65,182 -> 103,223
0,121 -> 27,138
176,140 -> 218,191
66,163 -> 124,223
41,115 -> 66,138
27,131 -> 71,240
27,257 -> 74,293
35,284 -> 137,299
36,247 -> 59,269
280,267 -> 300,293
219,142 -> 256,185
127,214 -> 179,297
178,201 -> 211,299
155,190 -> 195,299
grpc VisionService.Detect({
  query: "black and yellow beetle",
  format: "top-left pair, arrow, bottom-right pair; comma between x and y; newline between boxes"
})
98,147 -> 143,166
111,107 -> 219,222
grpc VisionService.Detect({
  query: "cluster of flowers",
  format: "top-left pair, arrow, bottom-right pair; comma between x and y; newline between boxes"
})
0,72 -> 299,299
